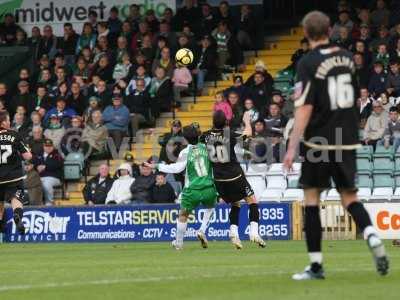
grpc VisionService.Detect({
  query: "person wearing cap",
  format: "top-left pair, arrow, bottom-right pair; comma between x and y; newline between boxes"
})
159,120 -> 185,163
331,10 -> 354,41
105,163 -> 135,205
368,60 -> 387,97
43,114 -> 65,149
244,60 -> 273,92
83,164 -> 114,205
23,160 -> 43,206
102,96 -> 130,151
150,171 -> 176,204
33,139 -> 64,205
363,101 -> 387,150
192,34 -> 217,94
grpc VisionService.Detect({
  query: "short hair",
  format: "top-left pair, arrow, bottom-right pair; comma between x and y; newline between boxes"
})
213,110 -> 227,129
0,111 -> 9,127
301,11 -> 330,41
390,106 -> 398,113
110,6 -> 119,14
183,125 -> 199,145
88,10 -> 98,18
64,22 -> 72,28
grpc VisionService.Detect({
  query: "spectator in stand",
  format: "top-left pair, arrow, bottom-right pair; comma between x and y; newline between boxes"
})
11,80 -> 35,117
108,6 -> 122,43
26,111 -> 43,136
382,106 -> 400,151
245,60 -> 274,90
88,11 -> 99,34
23,160 -> 43,206
92,55 -> 114,84
12,113 -> 29,138
15,29 -> 27,46
371,0 -> 390,29
228,91 -> 243,130
33,139 -> 64,206
113,36 -> 129,64
197,3 -> 217,38
391,38 -> 400,60
27,126 -> 45,156
212,20 -> 232,78
125,65 -> 151,94
120,21 -> 133,46
67,82 -> 86,116
374,43 -> 390,70
270,90 -> 286,109
0,13 -> 22,45
265,103 -> 287,162
149,67 -> 173,119
370,26 -> 390,52
140,34 -> 156,63
144,9 -> 160,33
331,10 -> 354,41
76,23 -> 97,54
289,38 -> 309,71
172,62 -> 192,105
0,82 -> 11,108
390,24 -> 400,49
130,163 -> 156,204
156,21 -> 177,51
236,4 -> 256,50
60,115 -> 82,155
358,87 -> 373,121
59,23 -> 79,66
83,164 -> 114,205
192,35 -> 217,94
33,84 -> 51,113
126,4 -> 142,33
213,91 -> 233,122
90,79 -> 112,109
44,98 -> 77,127
216,1 -> 235,32
38,25 -> 58,59
159,120 -> 185,163
386,60 -> 400,97
43,115 -> 65,148
113,53 -> 132,83
333,26 -> 353,50
223,75 -> 249,103
363,101 -> 387,150
358,23 -> 372,47
353,52 -> 369,88
247,71 -> 272,112
353,40 -> 371,65
81,109 -> 109,157
368,61 -> 387,97
125,78 -> 150,141
249,118 -> 268,163
174,0 -> 200,31
131,22 -> 152,53
243,98 -> 259,124
150,171 -> 176,203
152,47 -> 174,78
102,96 -> 130,151
28,26 -> 42,61
106,163 -> 135,204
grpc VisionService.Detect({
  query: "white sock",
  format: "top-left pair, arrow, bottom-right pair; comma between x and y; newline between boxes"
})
176,221 -> 187,246
363,225 -> 378,240
230,224 -> 239,237
250,221 -> 259,237
199,208 -> 215,234
309,252 -> 323,265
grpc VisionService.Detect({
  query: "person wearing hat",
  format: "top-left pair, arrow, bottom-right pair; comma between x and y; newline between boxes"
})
33,139 -> 64,205
331,9 -> 354,41
158,119 -> 185,163
43,114 -> 65,149
368,60 -> 387,97
23,160 -> 44,206
150,170 -> 176,204
192,34 -> 217,94
44,97 -> 77,127
363,101 -> 387,150
105,162 -> 135,205
244,60 -> 273,94
102,96 -> 130,151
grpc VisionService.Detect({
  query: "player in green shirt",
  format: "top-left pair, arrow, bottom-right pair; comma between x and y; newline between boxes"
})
146,125 -> 218,250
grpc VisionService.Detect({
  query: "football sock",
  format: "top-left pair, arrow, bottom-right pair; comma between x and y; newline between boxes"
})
346,202 -> 372,233
249,203 -> 259,223
13,208 -> 23,224
199,208 -> 215,234
305,206 -> 322,270
229,224 -> 239,237
250,221 -> 259,237
229,205 -> 240,226
176,221 -> 187,246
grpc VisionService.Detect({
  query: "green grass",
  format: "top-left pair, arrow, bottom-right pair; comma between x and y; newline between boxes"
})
0,241 -> 398,300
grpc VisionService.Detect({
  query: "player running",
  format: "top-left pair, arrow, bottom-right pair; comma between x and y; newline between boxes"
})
283,11 -> 389,280
146,125 -> 217,250
0,111 -> 32,237
201,111 -> 266,249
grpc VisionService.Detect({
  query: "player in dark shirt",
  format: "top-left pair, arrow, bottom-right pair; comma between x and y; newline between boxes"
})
201,111 -> 265,249
0,111 -> 32,236
283,11 -> 388,280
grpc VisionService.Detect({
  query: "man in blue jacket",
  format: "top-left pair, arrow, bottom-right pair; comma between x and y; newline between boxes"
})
102,96 -> 130,151
44,98 -> 77,128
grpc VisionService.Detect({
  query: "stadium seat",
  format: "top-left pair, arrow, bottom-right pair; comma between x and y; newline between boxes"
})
373,157 -> 394,172
266,163 -> 284,175
394,171 -> 400,187
283,189 -> 304,201
246,163 -> 268,176
259,189 -> 283,202
357,158 -> 373,172
356,145 -> 373,159
357,188 -> 372,201
247,175 -> 267,200
326,189 -> 340,201
266,175 -> 287,190
395,154 -> 400,170
391,187 -> 400,202
287,162 -> 301,175
373,145 -> 394,159
287,174 -> 300,188
370,188 -> 393,202
357,171 -> 373,188
373,171 -> 394,188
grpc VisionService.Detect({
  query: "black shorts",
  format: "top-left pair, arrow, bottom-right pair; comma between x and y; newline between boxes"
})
299,148 -> 356,191
215,174 -> 254,203
0,180 -> 25,203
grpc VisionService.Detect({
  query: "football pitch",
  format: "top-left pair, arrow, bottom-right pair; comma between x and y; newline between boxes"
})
0,241 -> 398,300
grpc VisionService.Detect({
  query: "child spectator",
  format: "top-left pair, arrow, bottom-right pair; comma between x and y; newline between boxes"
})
213,91 -> 233,122
113,53 -> 132,82
243,98 -> 259,124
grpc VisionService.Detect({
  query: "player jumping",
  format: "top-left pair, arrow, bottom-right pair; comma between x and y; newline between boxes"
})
283,11 -> 389,280
201,111 -> 266,249
0,111 -> 32,237
146,125 -> 218,250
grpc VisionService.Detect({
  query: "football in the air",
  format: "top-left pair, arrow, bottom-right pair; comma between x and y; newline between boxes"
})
175,48 -> 194,66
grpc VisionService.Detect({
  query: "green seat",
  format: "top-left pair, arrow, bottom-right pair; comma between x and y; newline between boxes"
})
287,177 -> 299,188
356,145 -> 373,159
374,145 -> 394,159
373,157 -> 394,171
395,156 -> 400,171
357,171 -> 373,188
394,171 -> 400,187
357,158 -> 372,172
373,171 -> 394,188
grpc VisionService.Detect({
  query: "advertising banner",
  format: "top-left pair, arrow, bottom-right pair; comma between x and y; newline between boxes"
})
4,203 -> 291,243
0,0 -> 176,35
365,203 -> 400,239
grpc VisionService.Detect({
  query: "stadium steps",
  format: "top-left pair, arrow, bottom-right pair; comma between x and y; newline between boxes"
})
54,27 -> 301,205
